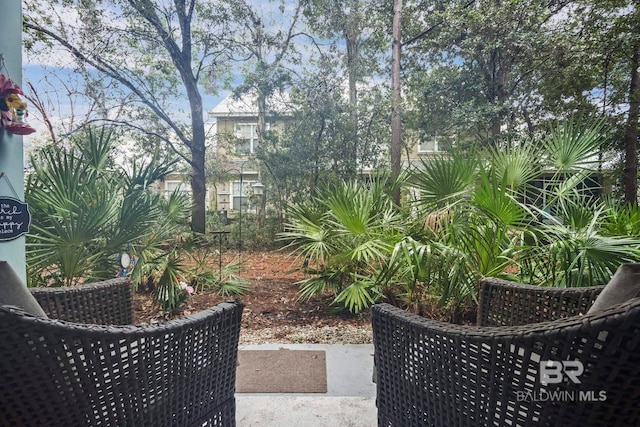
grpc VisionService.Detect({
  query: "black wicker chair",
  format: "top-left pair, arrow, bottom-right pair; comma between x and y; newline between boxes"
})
372,277 -> 640,427
0,278 -> 243,427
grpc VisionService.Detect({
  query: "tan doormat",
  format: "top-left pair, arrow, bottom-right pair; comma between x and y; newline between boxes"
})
236,349 -> 327,393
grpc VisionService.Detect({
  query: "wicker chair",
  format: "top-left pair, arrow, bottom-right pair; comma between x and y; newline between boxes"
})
372,277 -> 640,427
0,278 -> 243,427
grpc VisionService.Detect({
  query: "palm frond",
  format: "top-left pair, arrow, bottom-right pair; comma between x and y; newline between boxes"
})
411,154 -> 478,210
542,119 -> 606,173
489,139 -> 542,191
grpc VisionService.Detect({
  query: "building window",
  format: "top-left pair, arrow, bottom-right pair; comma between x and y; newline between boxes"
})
418,136 -> 439,153
231,180 -> 256,211
165,180 -> 190,197
235,124 -> 259,154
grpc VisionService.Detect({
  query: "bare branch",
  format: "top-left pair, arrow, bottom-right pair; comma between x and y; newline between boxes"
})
23,19 -> 193,149
81,118 -> 192,165
24,81 -> 59,145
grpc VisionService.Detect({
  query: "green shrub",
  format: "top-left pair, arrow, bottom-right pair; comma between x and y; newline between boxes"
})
281,119 -> 640,321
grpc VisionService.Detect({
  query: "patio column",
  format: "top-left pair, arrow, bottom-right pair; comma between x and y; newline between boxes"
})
0,2 -> 27,282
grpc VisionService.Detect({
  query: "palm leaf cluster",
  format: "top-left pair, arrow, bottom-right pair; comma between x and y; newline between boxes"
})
281,177 -> 405,313
283,119 -> 640,320
26,127 -> 194,311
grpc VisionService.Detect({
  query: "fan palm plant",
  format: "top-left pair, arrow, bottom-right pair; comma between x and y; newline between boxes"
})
390,118 -> 636,318
283,119 -> 638,318
513,119 -> 640,286
381,165 -> 530,320
600,198 -> 640,237
519,195 -> 640,287
541,119 -> 606,174
488,140 -> 542,191
411,151 -> 479,212
27,128 -> 126,285
281,176 -> 406,312
374,236 -> 474,321
26,128 -> 192,310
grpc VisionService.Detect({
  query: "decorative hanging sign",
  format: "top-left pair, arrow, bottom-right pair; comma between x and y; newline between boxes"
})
0,173 -> 31,241
0,74 -> 36,135
0,197 -> 30,241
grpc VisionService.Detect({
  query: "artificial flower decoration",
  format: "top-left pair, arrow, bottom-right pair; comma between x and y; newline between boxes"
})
178,277 -> 195,295
0,74 -> 35,135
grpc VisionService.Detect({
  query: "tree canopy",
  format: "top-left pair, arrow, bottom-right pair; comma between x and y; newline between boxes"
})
24,0 -> 233,232
23,0 -> 640,215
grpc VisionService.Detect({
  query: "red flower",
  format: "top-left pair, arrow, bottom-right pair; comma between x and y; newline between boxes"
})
0,74 -> 36,134
0,110 -> 11,128
5,123 -> 36,135
0,75 -> 24,96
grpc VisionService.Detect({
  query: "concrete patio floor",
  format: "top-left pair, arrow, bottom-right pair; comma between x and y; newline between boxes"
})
235,343 -> 377,427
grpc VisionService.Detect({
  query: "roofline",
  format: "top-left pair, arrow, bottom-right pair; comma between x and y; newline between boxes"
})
209,113 -> 292,121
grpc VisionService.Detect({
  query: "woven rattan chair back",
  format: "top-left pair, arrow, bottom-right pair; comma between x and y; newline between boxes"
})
372,278 -> 640,427
0,279 -> 243,427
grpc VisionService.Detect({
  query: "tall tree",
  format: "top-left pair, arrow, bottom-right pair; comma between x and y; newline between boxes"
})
302,0 -> 381,176
402,0 -> 571,144
391,0 -> 402,204
624,39 -> 640,204
257,61 -> 356,212
223,0 -> 302,143
24,0 -> 231,233
256,54 -> 391,218
559,0 -> 640,203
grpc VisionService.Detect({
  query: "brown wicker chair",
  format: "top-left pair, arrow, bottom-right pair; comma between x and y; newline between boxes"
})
372,277 -> 640,427
0,278 -> 243,427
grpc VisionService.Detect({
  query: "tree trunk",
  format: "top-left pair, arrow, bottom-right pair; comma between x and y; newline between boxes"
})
391,0 -> 403,205
135,0 -> 209,232
257,89 -> 267,144
346,32 -> 359,178
624,40 -> 640,205
186,81 -> 207,233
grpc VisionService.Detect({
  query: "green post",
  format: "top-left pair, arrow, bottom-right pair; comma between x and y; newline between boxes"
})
0,2 -> 27,282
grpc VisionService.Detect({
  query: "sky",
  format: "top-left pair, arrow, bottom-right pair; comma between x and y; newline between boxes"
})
20,61 -> 233,161
19,0 -> 343,156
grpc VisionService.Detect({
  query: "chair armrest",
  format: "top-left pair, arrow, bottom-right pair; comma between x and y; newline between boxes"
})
477,277 -> 604,326
372,301 -> 640,427
29,278 -> 133,325
0,301 -> 243,427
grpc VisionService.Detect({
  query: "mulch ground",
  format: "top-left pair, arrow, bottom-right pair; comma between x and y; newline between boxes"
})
133,250 -> 372,331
